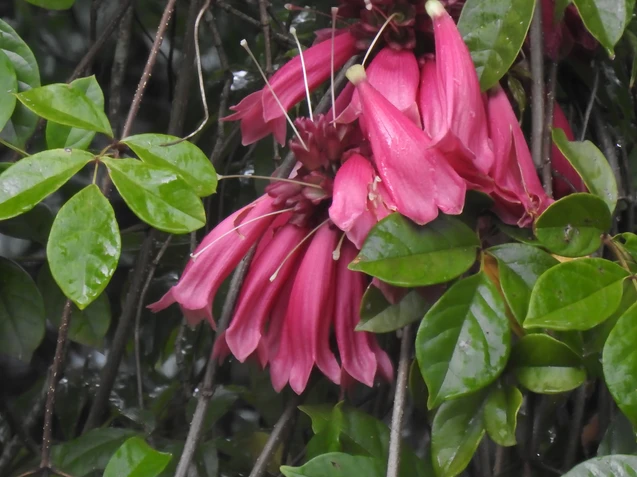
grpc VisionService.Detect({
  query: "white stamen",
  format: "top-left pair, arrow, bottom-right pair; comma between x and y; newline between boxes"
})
190,207 -> 294,261
290,27 -> 313,121
269,218 -> 330,281
332,232 -> 346,260
218,173 -> 323,189
330,7 -> 339,125
362,13 -> 399,66
364,0 -> 373,11
240,39 -> 309,150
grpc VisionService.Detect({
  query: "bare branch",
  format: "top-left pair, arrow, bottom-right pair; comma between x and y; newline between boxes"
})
529,1 -> 544,170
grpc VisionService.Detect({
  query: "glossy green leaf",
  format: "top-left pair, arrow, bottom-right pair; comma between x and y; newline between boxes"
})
487,244 -> 558,324
603,302 -> 637,428
613,232 -> 637,264
0,201 -> 53,244
52,428 -> 138,477
416,273 -> 510,409
102,158 -> 205,234
24,0 -> 76,9
525,258 -> 628,330
511,334 -> 586,393
46,76 -> 104,150
350,213 -> 479,287
0,258 -> 45,362
534,193 -> 612,257
483,385 -> 522,447
121,133 -> 218,197
104,437 -> 172,477
552,128 -> 618,213
0,149 -> 93,220
0,49 -> 17,131
357,286 -> 428,333
38,264 -> 111,349
597,413 -> 637,456
431,392 -> 486,477
458,0 -> 536,91
572,0 -> 634,56
0,19 -> 40,148
47,185 -> 121,309
281,453 -> 384,477
562,455 -> 637,476
16,83 -> 112,136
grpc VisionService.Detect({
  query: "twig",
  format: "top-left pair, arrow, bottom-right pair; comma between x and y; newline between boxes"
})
580,65 -> 599,141
108,4 -> 134,135
563,386 -> 587,471
216,1 -> 295,47
541,61 -> 557,197
82,232 -> 156,433
529,1 -> 544,170
593,112 -> 624,199
258,0 -> 273,76
134,235 -> 173,410
40,300 -> 73,469
173,247 -> 257,477
248,394 -> 302,477
386,325 -> 412,477
478,438 -> 491,477
494,446 -> 506,475
120,0 -> 178,139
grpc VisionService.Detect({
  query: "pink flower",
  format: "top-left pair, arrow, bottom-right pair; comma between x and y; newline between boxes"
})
486,85 -> 552,226
424,0 -> 494,182
224,31 -> 357,146
552,102 -> 587,198
148,196 -> 281,326
329,153 -> 393,248
346,64 -> 466,225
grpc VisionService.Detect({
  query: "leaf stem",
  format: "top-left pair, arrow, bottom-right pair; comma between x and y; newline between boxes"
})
0,137 -> 28,157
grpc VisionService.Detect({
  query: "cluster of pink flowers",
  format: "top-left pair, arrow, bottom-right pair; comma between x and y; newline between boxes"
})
151,0 -> 588,394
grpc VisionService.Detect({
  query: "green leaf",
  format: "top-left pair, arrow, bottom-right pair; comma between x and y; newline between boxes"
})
524,258 -> 628,330
350,213 -> 479,287
121,133 -> 218,197
47,184 -> 121,309
562,455 -> 637,476
0,19 -> 40,148
357,286 -> 428,333
0,49 -> 17,131
613,232 -> 637,263
572,0 -> 634,57
487,244 -> 558,324
483,385 -> 522,447
458,0 -> 536,91
38,264 -> 111,348
431,392 -> 486,477
597,412 -> 637,456
280,453 -> 384,477
0,257 -> 45,362
0,148 -> 93,220
0,201 -> 53,244
603,302 -> 637,428
23,0 -> 76,9
46,76 -> 104,150
511,334 -> 586,393
534,193 -> 612,257
16,83 -> 112,136
552,128 -> 618,213
416,272 -> 510,409
104,437 -> 172,477
52,428 -> 138,477
102,158 -> 205,234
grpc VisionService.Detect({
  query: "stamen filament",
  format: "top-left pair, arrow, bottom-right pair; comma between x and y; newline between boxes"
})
191,207 -> 294,261
364,0 -> 373,11
240,39 -> 309,150
332,232 -> 346,260
217,173 -> 323,189
330,7 -> 338,125
362,12 -> 399,66
290,27 -> 313,121
270,218 -> 330,281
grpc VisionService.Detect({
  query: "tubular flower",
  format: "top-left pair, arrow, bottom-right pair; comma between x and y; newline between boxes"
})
552,102 -> 587,198
347,64 -> 466,225
486,85 -> 552,227
223,31 -> 357,145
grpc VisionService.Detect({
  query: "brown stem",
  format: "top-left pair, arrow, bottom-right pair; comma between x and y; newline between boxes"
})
580,66 -> 599,141
258,0 -> 273,76
541,61 -> 557,198
529,1 -> 544,170
215,1 -> 295,47
108,4 -> 135,135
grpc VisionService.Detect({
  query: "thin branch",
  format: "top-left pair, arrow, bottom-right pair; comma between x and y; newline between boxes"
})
82,232 -> 156,433
108,4 -> 134,135
541,61 -> 557,198
258,0 -> 273,76
563,386 -> 587,471
386,325 -> 412,477
134,235 -> 173,410
593,112 -> 624,199
216,1 -> 295,47
121,0 -> 178,139
173,247 -> 257,477
248,394 -> 302,477
580,66 -> 599,141
529,1 -> 545,170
